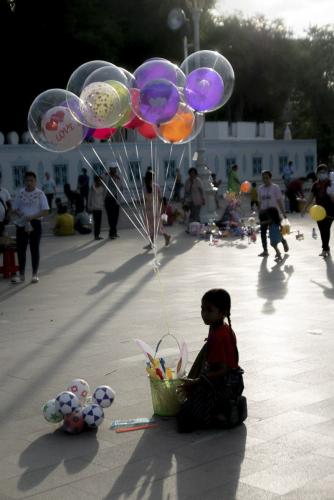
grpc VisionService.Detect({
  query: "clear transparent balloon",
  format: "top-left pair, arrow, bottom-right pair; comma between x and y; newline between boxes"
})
180,50 -> 234,111
79,82 -> 122,128
83,64 -> 128,89
28,89 -> 86,152
134,59 -> 186,89
120,68 -> 136,88
155,102 -> 195,144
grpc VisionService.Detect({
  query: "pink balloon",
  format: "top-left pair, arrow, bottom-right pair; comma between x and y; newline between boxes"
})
93,127 -> 117,139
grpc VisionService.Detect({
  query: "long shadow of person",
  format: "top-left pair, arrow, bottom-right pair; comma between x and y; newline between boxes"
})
311,254 -> 334,299
17,429 -> 99,494
106,420 -> 246,499
257,256 -> 294,314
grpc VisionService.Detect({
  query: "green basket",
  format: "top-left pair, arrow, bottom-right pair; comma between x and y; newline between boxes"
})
148,333 -> 185,417
149,377 -> 183,417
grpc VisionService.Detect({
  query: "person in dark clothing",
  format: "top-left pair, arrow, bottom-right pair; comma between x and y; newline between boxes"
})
104,165 -> 122,239
286,177 -> 306,213
302,164 -> 334,258
64,184 -> 84,215
177,289 -> 246,433
77,168 -> 90,209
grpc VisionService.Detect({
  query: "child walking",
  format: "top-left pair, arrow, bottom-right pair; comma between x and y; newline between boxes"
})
262,207 -> 287,261
177,289 -> 247,433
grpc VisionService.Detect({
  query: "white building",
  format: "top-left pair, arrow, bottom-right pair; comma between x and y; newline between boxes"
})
0,122 -> 316,196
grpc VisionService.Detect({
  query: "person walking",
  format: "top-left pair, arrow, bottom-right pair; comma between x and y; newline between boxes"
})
88,175 -> 105,240
302,164 -> 334,258
184,167 -> 205,227
227,164 -> 241,194
11,171 -> 49,283
104,164 -> 122,239
257,170 -> 288,257
42,172 -> 56,212
173,169 -> 183,202
77,168 -> 90,210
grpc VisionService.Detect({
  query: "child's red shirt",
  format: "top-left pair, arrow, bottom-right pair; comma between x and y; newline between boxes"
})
206,324 -> 239,369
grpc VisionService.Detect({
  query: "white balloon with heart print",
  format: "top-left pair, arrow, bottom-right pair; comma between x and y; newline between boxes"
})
28,88 -> 86,152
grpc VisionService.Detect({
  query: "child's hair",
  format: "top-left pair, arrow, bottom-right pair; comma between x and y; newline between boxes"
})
162,196 -> 167,205
202,288 -> 232,329
266,207 -> 281,225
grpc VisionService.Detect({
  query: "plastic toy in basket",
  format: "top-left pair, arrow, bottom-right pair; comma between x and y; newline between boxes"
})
134,335 -> 187,416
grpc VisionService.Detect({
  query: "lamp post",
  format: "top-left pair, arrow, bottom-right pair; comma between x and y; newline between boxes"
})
168,1 -> 217,222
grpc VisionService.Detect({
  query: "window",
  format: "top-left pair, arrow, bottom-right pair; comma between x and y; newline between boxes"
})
252,157 -> 263,176
13,165 -> 27,189
128,161 -> 141,183
225,157 -> 236,177
90,162 -> 105,177
164,160 -> 176,179
279,156 -> 288,174
53,164 -> 68,186
305,155 -> 314,173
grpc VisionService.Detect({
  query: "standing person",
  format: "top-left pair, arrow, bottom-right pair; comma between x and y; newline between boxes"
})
177,289 -> 246,433
260,207 -> 285,262
104,164 -> 122,240
211,173 -> 222,208
282,160 -> 294,188
88,175 -> 105,240
77,168 -> 90,210
42,172 -> 56,212
11,171 -> 49,284
257,170 -> 288,257
173,168 -> 183,202
0,183 -> 11,236
143,171 -> 171,249
184,167 -> 205,227
227,164 -> 241,194
286,177 -> 306,213
302,164 -> 334,258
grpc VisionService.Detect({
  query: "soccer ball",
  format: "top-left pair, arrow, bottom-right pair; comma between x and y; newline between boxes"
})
92,385 -> 115,408
62,408 -> 85,434
67,379 -> 90,402
55,391 -> 80,416
42,399 -> 63,423
83,404 -> 104,428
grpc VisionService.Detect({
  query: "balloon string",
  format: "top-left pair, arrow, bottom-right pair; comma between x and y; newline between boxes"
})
154,265 -> 171,336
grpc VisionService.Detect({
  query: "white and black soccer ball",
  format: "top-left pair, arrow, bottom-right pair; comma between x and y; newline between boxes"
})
83,404 -> 104,428
42,398 -> 63,424
55,391 -> 80,416
92,385 -> 115,408
67,379 -> 90,402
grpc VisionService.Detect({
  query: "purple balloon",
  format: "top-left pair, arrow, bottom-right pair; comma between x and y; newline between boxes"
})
135,61 -> 177,89
185,68 -> 224,112
139,80 -> 180,125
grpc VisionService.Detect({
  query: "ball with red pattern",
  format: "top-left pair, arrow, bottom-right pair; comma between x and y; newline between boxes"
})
67,379 -> 90,402
62,408 -> 85,434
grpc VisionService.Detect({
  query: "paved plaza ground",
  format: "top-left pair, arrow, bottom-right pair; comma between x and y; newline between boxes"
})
0,212 -> 334,499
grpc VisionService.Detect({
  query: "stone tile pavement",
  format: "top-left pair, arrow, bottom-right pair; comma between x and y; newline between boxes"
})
0,214 -> 334,499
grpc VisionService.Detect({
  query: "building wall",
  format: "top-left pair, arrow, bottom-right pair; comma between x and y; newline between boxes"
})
0,125 -> 317,197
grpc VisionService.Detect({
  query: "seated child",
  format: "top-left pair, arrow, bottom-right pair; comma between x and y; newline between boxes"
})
74,211 -> 92,234
54,205 -> 75,236
177,289 -> 247,433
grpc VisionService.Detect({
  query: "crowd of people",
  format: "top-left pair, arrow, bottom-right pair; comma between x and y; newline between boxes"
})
1,160 -> 334,285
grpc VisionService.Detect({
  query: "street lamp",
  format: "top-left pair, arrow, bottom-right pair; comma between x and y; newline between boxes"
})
168,2 -> 217,222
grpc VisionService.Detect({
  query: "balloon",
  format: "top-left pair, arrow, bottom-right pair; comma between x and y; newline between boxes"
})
28,89 -> 86,152
137,121 -> 157,139
134,80 -> 180,125
181,50 -> 234,110
184,68 -> 224,112
67,60 -> 113,98
134,59 -> 185,89
121,88 -> 140,127
79,82 -> 121,128
93,127 -> 117,139
241,181 -> 251,193
124,115 -> 143,130
309,205 -> 327,221
83,64 -> 128,89
156,103 -> 194,144
120,68 -> 136,88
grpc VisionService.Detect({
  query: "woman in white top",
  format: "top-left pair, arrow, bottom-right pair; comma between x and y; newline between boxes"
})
88,175 -> 105,240
11,171 -> 49,283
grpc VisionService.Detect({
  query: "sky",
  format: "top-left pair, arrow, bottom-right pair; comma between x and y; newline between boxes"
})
215,0 -> 334,36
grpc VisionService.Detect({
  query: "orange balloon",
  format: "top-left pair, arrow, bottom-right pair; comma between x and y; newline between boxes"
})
241,181 -> 251,193
159,111 -> 194,143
